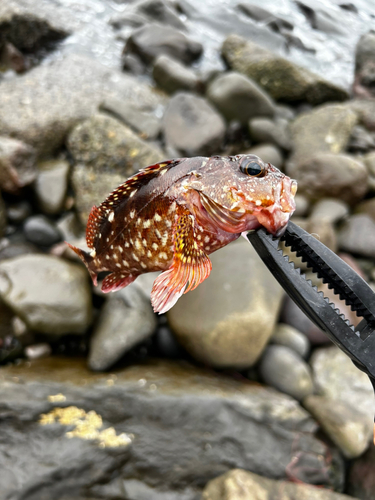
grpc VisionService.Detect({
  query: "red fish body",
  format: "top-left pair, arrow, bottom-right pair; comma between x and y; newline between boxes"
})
68,155 -> 297,313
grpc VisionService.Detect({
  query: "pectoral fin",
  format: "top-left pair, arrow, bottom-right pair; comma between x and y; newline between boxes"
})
198,192 -> 245,233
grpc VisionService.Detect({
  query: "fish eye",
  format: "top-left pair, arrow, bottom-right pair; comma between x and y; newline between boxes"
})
240,158 -> 265,177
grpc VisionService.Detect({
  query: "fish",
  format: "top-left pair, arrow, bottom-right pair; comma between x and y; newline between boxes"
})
67,154 -> 297,314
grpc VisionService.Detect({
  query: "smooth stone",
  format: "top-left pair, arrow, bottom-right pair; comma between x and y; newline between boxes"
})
206,71 -> 275,124
25,343 -> 52,360
289,153 -> 368,205
0,240 -> 39,261
0,54 -> 165,157
347,125 -> 375,153
168,238 -> 284,368
34,159 -> 69,215
153,54 -> 200,94
125,23 -> 202,65
271,323 -> 310,358
248,117 -> 291,150
162,92 -> 225,157
293,194 -> 310,218
348,446 -> 375,500
363,151 -> 375,191
56,212 -> 83,242
310,198 -> 349,224
350,99 -> 375,131
259,345 -> 313,401
88,284 -> 157,371
355,197 -> 375,222
338,214 -> 375,258
0,136 -> 37,193
0,254 -> 92,335
0,357 -> 341,496
68,113 -> 163,223
238,3 -> 293,30
222,34 -> 348,104
354,31 -> 375,99
6,201 -> 32,225
296,1 -> 346,35
111,0 -> 185,31
155,325 -> 185,358
202,469 -> 352,500
244,143 -> 283,170
24,215 -> 62,247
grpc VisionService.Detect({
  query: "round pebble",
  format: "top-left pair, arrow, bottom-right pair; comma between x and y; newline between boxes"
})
24,215 -> 62,246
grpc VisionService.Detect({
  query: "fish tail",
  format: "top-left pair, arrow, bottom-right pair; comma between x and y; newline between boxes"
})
65,242 -> 98,286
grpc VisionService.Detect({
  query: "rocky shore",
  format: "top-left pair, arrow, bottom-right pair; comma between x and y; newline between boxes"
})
1,1 -> 375,499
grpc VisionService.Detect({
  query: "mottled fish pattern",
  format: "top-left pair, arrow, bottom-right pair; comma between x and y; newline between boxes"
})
68,154 -> 297,313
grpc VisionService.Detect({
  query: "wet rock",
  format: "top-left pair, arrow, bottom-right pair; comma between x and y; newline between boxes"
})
310,346 -> 374,456
293,194 -> 310,217
289,154 -> 367,205
206,71 -> 275,124
7,201 -> 32,225
347,125 -> 375,153
0,240 -> 39,261
271,323 -> 310,358
296,1 -> 345,35
310,198 -> 349,225
162,92 -> 225,157
125,23 -> 202,65
34,159 -> 69,215
0,357 -> 341,497
338,214 -> 375,258
363,151 -> 375,191
89,284 -> 157,371
24,215 -> 62,247
0,136 -> 37,193
153,54 -> 200,94
260,345 -> 314,400
0,193 -> 5,239
68,113 -> 163,223
111,0 -> 185,31
245,143 -> 283,169
0,54 -> 165,157
350,99 -> 375,131
222,34 -> 348,104
354,31 -> 375,99
348,446 -> 375,500
248,116 -> 291,150
56,212 -> 83,242
238,4 -> 293,31
288,104 -> 357,168
0,254 -> 92,335
168,238 -> 283,368
122,53 -> 146,75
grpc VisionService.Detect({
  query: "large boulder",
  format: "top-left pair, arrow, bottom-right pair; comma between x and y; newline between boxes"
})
222,34 -> 348,104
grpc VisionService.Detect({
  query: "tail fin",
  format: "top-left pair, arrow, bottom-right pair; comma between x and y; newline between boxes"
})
65,242 -> 98,286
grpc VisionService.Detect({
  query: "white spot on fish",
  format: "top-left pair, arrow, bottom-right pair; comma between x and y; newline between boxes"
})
129,190 -> 137,197
140,262 -> 147,269
125,241 -> 130,248
135,239 -> 142,250
204,236 -> 210,243
90,249 -> 96,257
108,211 -> 114,222
255,200 -> 261,206
147,250 -> 152,258
159,252 -> 168,260
130,210 -> 135,218
143,219 -> 151,228
152,243 -> 158,250
123,260 -> 129,267
154,213 -> 162,222
155,229 -> 162,239
116,263 -> 121,268
132,253 -> 140,262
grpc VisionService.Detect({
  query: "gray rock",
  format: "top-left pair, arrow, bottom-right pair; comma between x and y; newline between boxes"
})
6,201 -> 31,225
248,117 -> 291,150
271,323 -> 310,358
363,151 -> 375,191
310,198 -> 349,225
293,194 -> 310,217
238,3 -> 293,30
289,153 -> 368,205
260,345 -> 314,400
350,98 -> 375,131
68,113 -> 163,223
202,469 -> 352,500
0,193 -> 5,239
206,71 -> 275,124
354,31 -> 375,99
0,254 -> 92,335
24,215 -> 62,247
111,0 -> 185,31
347,125 -> 375,153
0,136 -> 37,193
0,41 -> 26,73
355,197 -> 375,222
296,1 -> 345,35
0,240 -> 39,261
153,54 -> 200,94
222,34 -> 349,104
348,446 -> 375,500
245,143 -> 283,169
89,284 -> 157,371
125,23 -> 202,65
338,214 -> 375,258
0,357 -> 341,497
288,104 -> 358,168
0,54 -> 165,157
162,92 -> 225,157
167,238 -> 284,368
34,159 -> 70,215
56,212 -> 83,242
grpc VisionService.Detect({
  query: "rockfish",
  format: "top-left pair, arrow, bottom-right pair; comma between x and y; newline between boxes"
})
68,155 -> 297,313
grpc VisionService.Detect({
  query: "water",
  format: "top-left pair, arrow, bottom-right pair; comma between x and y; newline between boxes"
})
44,0 -> 375,90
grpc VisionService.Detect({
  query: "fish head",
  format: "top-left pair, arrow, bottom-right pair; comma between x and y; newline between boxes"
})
191,154 -> 297,236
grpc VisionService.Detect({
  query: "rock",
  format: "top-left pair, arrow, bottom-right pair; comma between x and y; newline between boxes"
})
354,31 -> 375,99
0,193 -> 5,239
271,323 -> 310,358
153,54 -> 200,94
56,212 -> 83,242
350,99 -> 375,131
0,240 -> 39,261
111,0 -> 185,31
289,154 -> 368,205
338,214 -> 375,258
6,201 -> 31,225
288,104 -> 357,168
347,125 -> 375,153
222,34 -> 349,104
296,1 -> 345,35
0,357 -> 341,497
0,254 -> 92,335
0,41 -> 26,73
248,116 -> 291,150
25,343 -> 52,360
363,151 -> 375,191
238,4 -> 293,31
34,159 -> 69,215
155,325 -> 185,358
168,238 -> 283,368
125,23 -> 202,65
122,53 -> 146,75
68,113 -> 163,223
259,345 -> 314,400
293,194 -> 310,217
0,136 -> 37,193
206,71 -> 275,124
310,198 -> 349,225
355,197 -> 375,222
100,98 -> 161,140
24,215 -> 62,247
0,54 -> 165,157
202,469 -> 354,500
310,346 -> 374,455
88,284 -> 157,371
245,143 -> 283,169
348,446 -> 375,500
162,92 -> 225,157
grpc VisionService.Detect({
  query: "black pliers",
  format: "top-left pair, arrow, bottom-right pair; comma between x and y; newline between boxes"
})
247,221 -> 375,410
